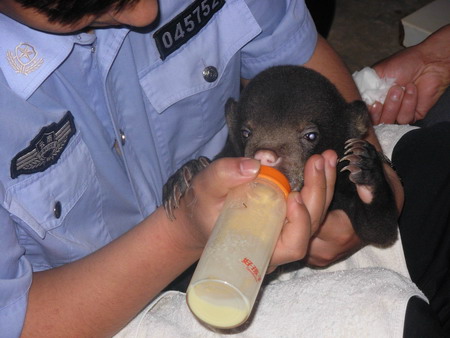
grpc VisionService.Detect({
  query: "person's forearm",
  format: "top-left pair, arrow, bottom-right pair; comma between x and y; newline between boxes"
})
304,35 -> 361,102
241,36 -> 362,101
22,207 -> 199,337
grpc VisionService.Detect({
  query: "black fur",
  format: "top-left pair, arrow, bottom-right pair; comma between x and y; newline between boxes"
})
163,65 -> 398,246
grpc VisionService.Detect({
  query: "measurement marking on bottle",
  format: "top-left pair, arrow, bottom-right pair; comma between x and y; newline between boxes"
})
241,257 -> 262,282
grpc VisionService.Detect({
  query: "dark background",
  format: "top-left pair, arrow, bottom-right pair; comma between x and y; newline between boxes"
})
306,0 -> 433,72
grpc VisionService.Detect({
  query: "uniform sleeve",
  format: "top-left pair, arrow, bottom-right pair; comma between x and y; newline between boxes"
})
241,0 -> 318,78
0,206 -> 32,336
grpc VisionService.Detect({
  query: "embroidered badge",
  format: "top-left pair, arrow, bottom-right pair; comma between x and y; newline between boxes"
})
153,0 -> 226,60
6,42 -> 44,75
11,112 -> 76,179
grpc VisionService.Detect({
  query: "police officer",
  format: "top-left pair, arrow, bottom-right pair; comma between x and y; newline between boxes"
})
0,0 -> 402,336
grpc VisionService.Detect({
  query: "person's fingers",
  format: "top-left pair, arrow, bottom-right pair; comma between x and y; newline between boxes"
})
379,85 -> 404,124
300,151 -> 337,233
190,157 -> 260,198
269,151 -> 337,269
322,149 -> 337,210
269,191 -> 312,269
299,155 -> 327,234
368,101 -> 382,125
396,83 -> 418,124
183,157 -> 260,233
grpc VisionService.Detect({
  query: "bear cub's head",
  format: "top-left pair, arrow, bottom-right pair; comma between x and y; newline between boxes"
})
225,65 -> 370,190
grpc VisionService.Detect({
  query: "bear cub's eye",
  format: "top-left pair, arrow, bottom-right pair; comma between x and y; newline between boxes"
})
304,132 -> 318,141
241,128 -> 252,139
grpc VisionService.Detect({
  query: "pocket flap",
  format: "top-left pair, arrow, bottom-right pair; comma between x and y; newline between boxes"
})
4,135 -> 94,239
140,0 -> 261,113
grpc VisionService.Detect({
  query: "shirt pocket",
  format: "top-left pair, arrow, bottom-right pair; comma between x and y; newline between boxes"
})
139,0 -> 261,114
4,132 -> 106,248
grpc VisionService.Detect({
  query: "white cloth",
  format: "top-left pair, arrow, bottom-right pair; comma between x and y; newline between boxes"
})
374,124 -> 420,159
116,268 -> 424,338
352,67 -> 396,105
115,125 -> 425,338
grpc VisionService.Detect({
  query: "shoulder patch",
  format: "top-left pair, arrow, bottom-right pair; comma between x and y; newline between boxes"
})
11,111 -> 76,179
153,0 -> 226,60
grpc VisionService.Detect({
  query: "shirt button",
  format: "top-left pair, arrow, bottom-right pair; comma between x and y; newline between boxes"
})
119,129 -> 126,146
202,66 -> 218,83
53,201 -> 62,219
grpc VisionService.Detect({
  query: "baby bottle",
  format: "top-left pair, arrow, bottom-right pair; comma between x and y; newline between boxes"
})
186,165 -> 291,329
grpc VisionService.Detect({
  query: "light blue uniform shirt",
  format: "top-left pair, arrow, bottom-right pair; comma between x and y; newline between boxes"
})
0,0 -> 317,335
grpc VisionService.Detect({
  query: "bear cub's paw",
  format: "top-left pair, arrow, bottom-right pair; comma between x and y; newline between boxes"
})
339,139 -> 386,204
162,156 -> 211,221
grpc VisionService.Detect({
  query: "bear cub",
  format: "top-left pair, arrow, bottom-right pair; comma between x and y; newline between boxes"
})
163,65 -> 398,247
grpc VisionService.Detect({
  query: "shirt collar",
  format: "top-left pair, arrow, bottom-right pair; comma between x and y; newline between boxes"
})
0,14 -> 129,100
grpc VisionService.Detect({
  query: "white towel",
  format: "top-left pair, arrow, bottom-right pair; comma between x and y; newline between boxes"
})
115,125 -> 425,337
116,267 -> 425,338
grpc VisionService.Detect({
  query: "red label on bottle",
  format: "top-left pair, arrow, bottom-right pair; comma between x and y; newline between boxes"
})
241,257 -> 262,282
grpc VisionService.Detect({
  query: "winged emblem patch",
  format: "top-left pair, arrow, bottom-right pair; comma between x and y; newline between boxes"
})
11,112 -> 76,179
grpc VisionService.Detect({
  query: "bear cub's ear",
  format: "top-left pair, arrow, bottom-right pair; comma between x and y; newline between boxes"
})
218,98 -> 245,158
225,98 -> 238,125
346,100 -> 371,139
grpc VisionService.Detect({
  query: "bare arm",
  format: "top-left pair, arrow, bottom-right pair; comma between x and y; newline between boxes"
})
304,35 -> 361,102
22,158 -> 260,336
22,154 -> 336,336
24,207 -> 196,336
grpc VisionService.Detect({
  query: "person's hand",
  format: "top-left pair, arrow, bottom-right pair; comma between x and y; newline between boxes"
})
269,150 -> 338,271
306,209 -> 362,266
171,157 -> 261,254
173,151 -> 339,270
369,25 -> 450,125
